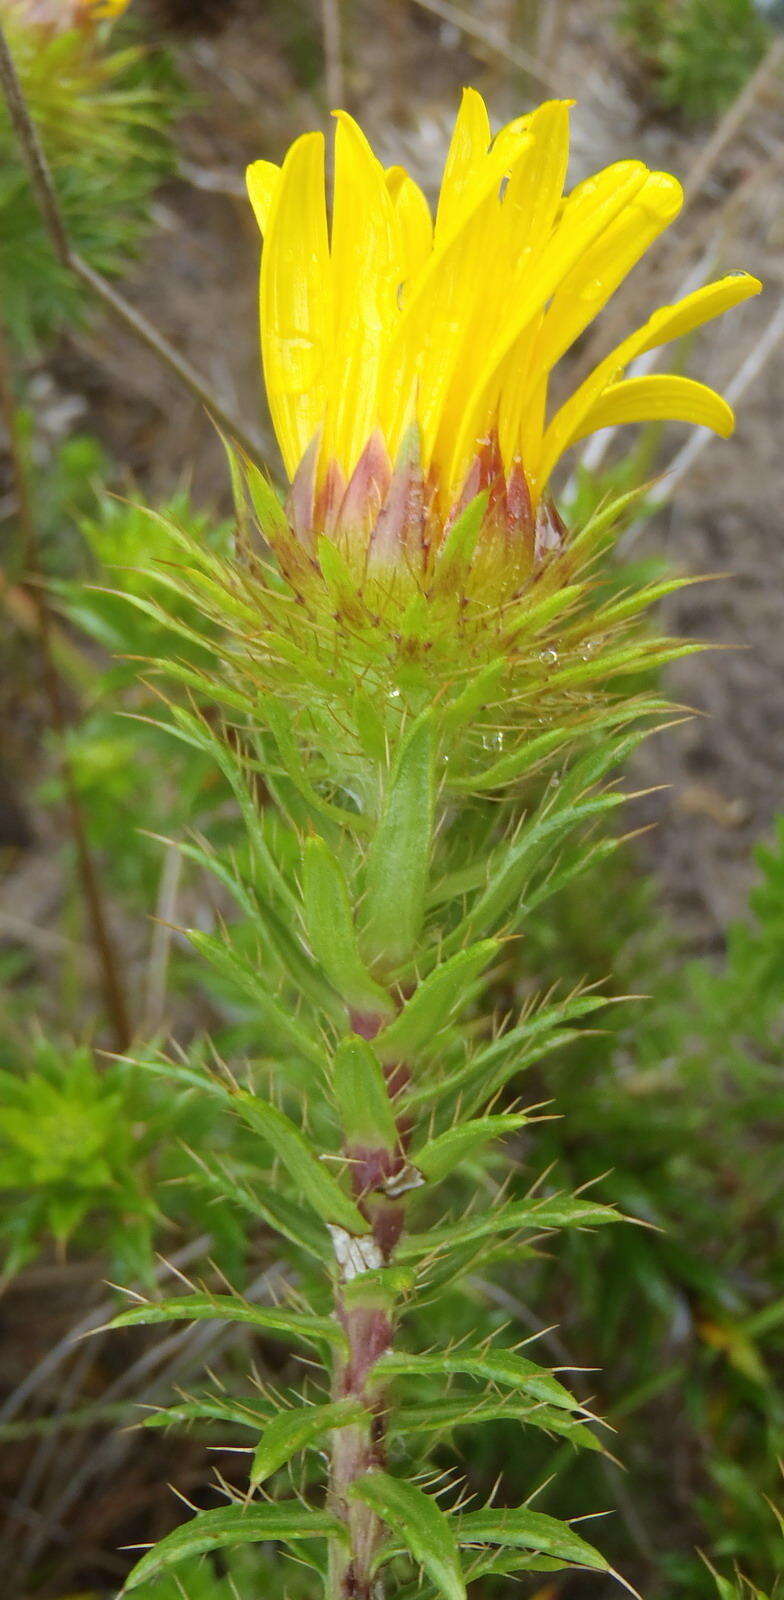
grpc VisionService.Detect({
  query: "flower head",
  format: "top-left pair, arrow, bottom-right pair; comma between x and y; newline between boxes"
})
78,0 -> 131,18
247,92 -> 759,587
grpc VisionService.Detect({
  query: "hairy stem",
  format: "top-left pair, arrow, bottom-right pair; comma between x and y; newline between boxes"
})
328,1283 -> 391,1599
328,1161 -> 406,1596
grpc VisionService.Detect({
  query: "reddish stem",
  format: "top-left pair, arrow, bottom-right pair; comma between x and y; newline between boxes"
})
328,1179 -> 405,1600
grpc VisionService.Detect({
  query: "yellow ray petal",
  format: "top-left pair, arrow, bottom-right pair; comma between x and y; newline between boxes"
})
325,112 -> 400,476
500,99 -> 572,259
438,100 -> 571,470
246,160 -> 281,235
448,159 -> 651,491
566,374 -> 735,447
538,271 -> 762,488
471,100 -> 571,471
434,86 -> 491,240
386,166 -> 433,291
496,169 -> 681,478
378,117 -> 535,461
260,132 -> 330,480
533,170 -> 683,376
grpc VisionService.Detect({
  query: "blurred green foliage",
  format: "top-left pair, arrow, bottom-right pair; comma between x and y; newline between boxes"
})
620,0 -> 770,119
0,1024 -> 266,1286
492,816 -> 784,1595
0,10 -> 182,348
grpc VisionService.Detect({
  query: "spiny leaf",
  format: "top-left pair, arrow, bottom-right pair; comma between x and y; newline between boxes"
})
184,1149 -> 330,1261
263,696 -> 369,831
462,1551 -> 576,1581
233,1093 -> 370,1235
411,1113 -> 527,1185
452,790 -> 628,945
375,940 -> 499,1065
395,1397 -> 601,1451
142,1395 -> 271,1432
105,1293 -> 345,1350
397,1193 -> 622,1256
332,1034 -> 398,1151
251,1398 -> 365,1485
155,833 -> 257,920
450,700 -> 661,793
377,1347 -> 583,1413
404,990 -> 609,1113
122,1502 -> 345,1590
428,492 -> 487,596
457,1504 -> 610,1571
163,703 -> 298,915
361,712 -> 435,969
185,929 -> 329,1073
352,1471 -> 466,1600
442,658 -> 506,731
114,1050 -> 232,1103
317,535 -> 364,618
243,457 -> 290,540
302,837 -> 393,1017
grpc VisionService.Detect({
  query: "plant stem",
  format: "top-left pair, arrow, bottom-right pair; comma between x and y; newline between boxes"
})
328,1121 -> 408,1596
328,1280 -> 391,1599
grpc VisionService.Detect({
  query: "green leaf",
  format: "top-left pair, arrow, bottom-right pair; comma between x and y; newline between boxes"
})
302,837 -> 393,1017
453,721 -> 579,794
317,535 -> 363,617
185,928 -> 329,1073
377,1347 -> 583,1413
411,1113 -> 527,1185
263,696 -> 368,831
332,1034 -> 398,1151
115,1050 -> 232,1103
164,703 -> 298,915
243,458 -> 289,539
105,1293 -> 345,1350
395,1397 -> 601,1451
232,1092 -> 370,1235
251,1398 -> 364,1485
352,1471 -> 466,1600
353,686 -> 387,762
142,1395 -> 272,1432
455,791 -> 626,945
442,658 -> 506,732
404,991 -> 609,1114
362,712 -> 435,969
397,1193 -> 622,1256
375,940 -> 499,1065
457,1505 -> 610,1571
185,1149 -> 330,1261
429,491 -> 487,595
122,1502 -> 344,1590
462,1552 -> 573,1582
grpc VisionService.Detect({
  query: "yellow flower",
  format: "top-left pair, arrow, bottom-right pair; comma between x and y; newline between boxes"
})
247,92 -> 759,573
78,0 -> 131,18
